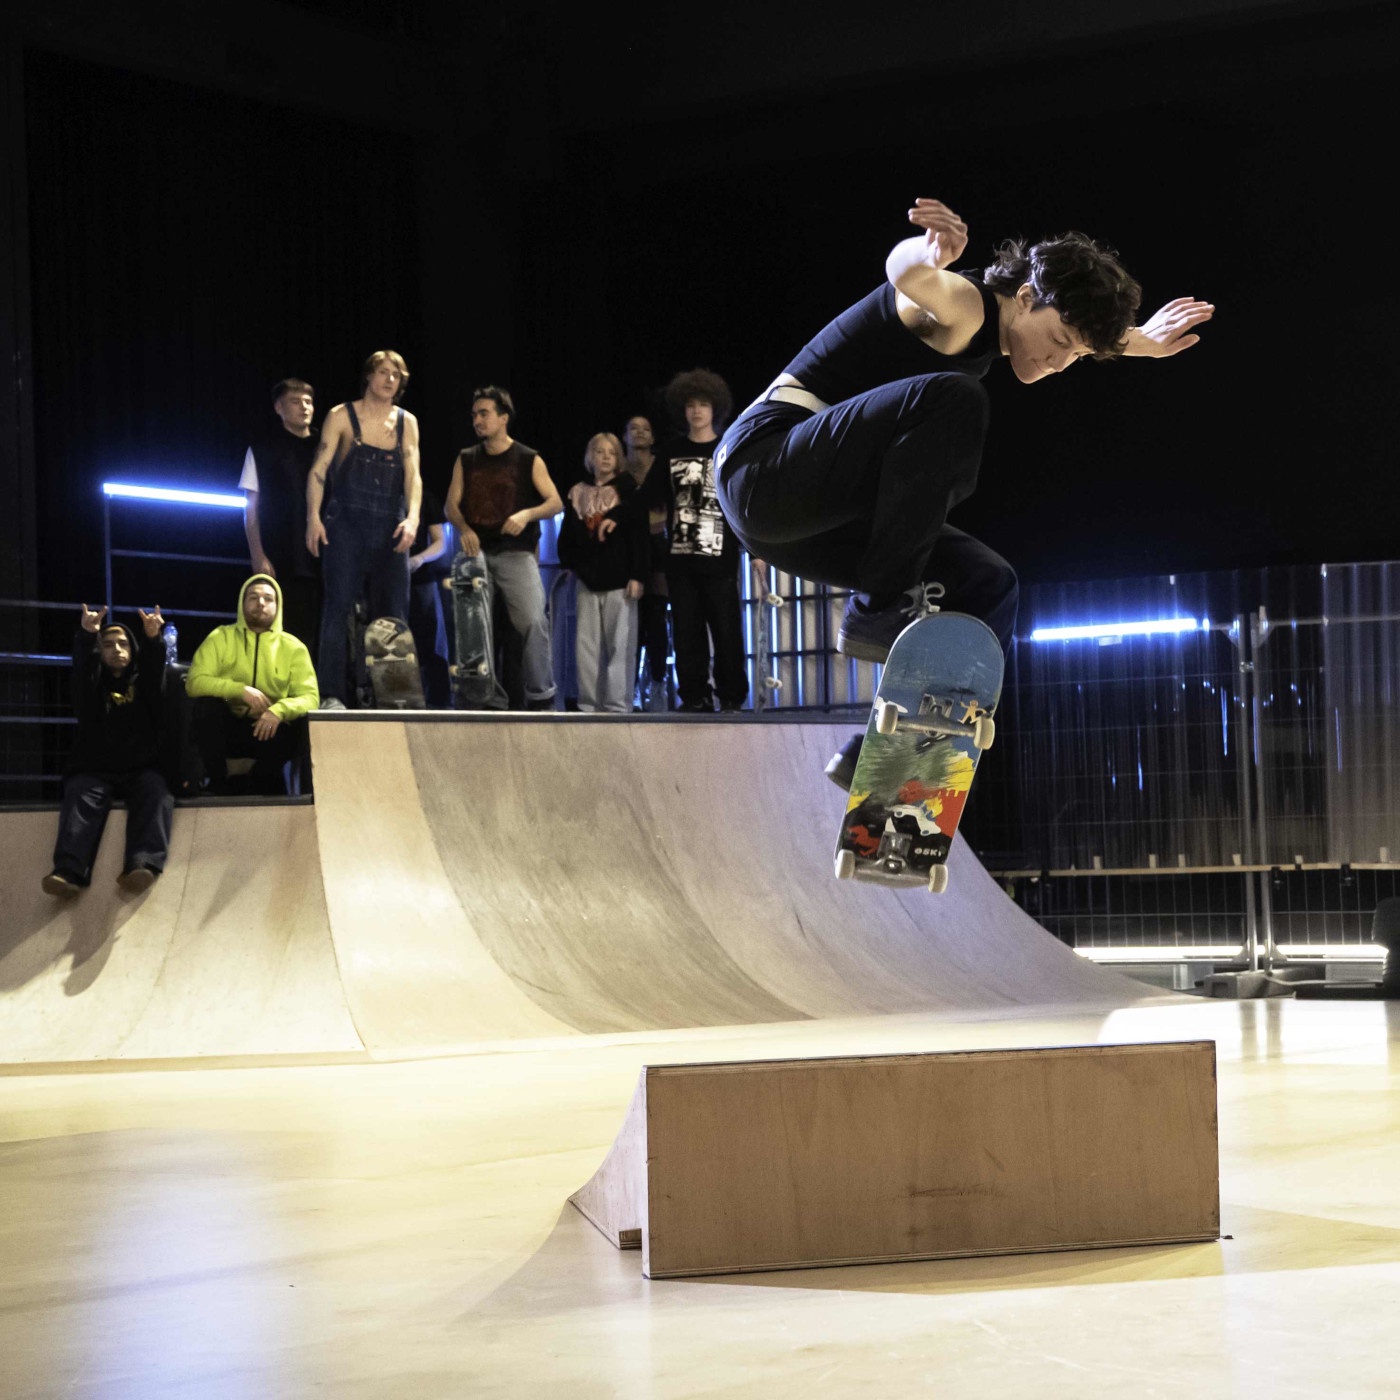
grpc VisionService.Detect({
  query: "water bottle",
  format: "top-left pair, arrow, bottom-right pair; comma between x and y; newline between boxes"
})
162,622 -> 178,667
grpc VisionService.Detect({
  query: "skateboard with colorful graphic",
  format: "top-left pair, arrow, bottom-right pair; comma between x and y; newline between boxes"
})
364,615 -> 425,709
445,551 -> 508,710
834,612 -> 1003,894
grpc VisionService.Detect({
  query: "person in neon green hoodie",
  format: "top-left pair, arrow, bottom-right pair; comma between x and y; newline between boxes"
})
186,574 -> 319,794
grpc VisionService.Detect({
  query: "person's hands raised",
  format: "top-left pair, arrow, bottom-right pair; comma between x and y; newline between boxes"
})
1133,297 -> 1215,358
79,604 -> 107,634
908,198 -> 968,271
138,605 -> 164,639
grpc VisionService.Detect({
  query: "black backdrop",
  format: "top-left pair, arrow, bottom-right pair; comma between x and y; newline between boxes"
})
20,5 -> 1400,616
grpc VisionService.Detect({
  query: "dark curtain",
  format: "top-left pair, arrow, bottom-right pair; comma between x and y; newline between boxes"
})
25,49 -> 423,613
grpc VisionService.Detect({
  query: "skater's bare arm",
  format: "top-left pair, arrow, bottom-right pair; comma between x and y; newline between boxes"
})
445,456 -> 481,555
305,408 -> 346,557
500,457 -> 563,537
392,412 -> 422,554
1121,297 -> 1215,358
410,524 -> 446,574
887,199 -> 983,341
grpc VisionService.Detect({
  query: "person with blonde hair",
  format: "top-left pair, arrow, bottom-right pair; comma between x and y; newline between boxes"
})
557,432 -> 647,713
305,349 -> 422,708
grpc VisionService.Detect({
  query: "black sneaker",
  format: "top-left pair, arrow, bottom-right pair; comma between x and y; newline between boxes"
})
823,732 -> 864,792
117,867 -> 157,894
41,872 -> 82,898
836,583 -> 946,663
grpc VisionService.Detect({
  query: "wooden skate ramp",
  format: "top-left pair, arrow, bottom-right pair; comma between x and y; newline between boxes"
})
0,804 -> 362,1065
312,717 -> 1146,1043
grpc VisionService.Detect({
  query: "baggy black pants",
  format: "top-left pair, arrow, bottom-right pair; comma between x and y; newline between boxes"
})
665,565 -> 749,711
717,373 -> 1018,651
52,768 -> 173,885
191,697 -> 309,795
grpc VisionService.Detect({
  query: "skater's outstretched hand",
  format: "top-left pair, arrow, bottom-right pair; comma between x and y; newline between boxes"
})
907,199 -> 968,271
1126,297 -> 1215,358
79,604 -> 107,633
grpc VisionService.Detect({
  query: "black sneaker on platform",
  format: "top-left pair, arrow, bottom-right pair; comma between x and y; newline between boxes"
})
836,583 -> 945,663
823,732 -> 864,792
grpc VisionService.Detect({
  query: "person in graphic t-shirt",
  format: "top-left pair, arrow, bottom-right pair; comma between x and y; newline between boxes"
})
445,385 -> 563,710
660,368 -> 748,713
239,377 -> 322,662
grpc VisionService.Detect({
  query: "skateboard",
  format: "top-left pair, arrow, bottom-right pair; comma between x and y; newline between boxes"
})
834,612 -> 1003,894
445,552 -> 508,710
749,558 -> 785,712
363,615 -> 425,709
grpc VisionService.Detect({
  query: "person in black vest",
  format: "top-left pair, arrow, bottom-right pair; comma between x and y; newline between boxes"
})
240,378 -> 322,663
43,604 -> 173,897
714,196 -> 1213,783
445,385 -> 562,710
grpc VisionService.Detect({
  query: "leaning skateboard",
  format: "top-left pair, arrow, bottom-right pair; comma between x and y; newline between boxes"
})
444,552 -> 508,710
363,615 -> 425,709
834,612 -> 1003,894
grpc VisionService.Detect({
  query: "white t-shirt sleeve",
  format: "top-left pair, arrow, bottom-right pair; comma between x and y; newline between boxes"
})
239,447 -> 259,493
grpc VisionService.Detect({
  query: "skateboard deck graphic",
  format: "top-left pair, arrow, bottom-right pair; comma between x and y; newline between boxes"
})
363,615 -> 425,710
835,612 -> 1003,894
446,552 -> 508,711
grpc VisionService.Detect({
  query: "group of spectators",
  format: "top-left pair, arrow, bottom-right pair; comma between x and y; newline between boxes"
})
41,350 -> 752,898
244,352 -> 751,718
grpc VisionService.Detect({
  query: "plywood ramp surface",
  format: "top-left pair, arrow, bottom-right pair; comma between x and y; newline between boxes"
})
0,806 -> 362,1064
336,718 -> 1146,1037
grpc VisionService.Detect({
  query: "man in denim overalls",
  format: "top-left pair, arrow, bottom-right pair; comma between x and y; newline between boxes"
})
306,349 -> 423,709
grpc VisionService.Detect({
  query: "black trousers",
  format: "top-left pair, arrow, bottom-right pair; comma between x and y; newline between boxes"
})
53,768 -> 173,885
277,572 -> 322,667
718,373 -> 1018,650
191,697 -> 309,795
666,565 -> 748,710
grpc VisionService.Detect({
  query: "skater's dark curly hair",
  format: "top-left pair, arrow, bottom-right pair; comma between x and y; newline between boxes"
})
664,367 -> 733,432
983,233 -> 1141,358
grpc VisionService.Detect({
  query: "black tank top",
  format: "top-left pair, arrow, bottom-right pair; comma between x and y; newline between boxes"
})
458,440 -> 544,554
783,273 -> 1003,405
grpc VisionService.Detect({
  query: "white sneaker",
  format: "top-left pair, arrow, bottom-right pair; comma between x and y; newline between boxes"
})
320,697 -> 347,711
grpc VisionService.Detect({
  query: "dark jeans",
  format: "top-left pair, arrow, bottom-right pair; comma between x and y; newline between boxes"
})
666,565 -> 748,710
191,697 -> 310,795
277,571 -> 322,667
409,576 -> 451,709
52,768 -> 173,884
317,509 -> 410,703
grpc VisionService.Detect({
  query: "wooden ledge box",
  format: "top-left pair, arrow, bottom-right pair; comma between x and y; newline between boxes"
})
571,1041 -> 1219,1278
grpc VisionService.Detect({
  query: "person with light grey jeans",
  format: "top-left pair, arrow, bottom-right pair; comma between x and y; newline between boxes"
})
480,549 -> 557,707
557,432 -> 648,713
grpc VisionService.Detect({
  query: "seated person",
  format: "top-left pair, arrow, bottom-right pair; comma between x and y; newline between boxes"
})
186,575 -> 319,794
44,603 -> 174,897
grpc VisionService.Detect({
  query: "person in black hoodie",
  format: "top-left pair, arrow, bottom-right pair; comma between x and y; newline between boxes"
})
557,432 -> 647,713
43,604 -> 174,897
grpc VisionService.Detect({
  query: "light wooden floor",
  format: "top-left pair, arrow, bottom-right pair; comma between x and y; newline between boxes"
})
4,995 -> 1398,1399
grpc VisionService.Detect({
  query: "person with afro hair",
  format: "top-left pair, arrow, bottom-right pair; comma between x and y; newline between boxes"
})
713,196 -> 1212,785
658,367 -> 748,712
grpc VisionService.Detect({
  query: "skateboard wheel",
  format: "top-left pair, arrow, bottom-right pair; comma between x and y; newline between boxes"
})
763,677 -> 782,690
927,864 -> 949,895
875,700 -> 900,735
973,715 -> 996,750
475,663 -> 489,676
472,578 -> 487,592
834,849 -> 856,881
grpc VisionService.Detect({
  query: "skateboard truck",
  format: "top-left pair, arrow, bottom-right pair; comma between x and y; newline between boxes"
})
875,698 -> 995,751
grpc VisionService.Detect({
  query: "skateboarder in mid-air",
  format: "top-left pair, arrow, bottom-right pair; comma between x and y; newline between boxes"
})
714,197 -> 1213,786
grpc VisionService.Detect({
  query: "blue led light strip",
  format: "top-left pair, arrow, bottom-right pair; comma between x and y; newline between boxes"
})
103,482 -> 245,510
1029,617 -> 1205,642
